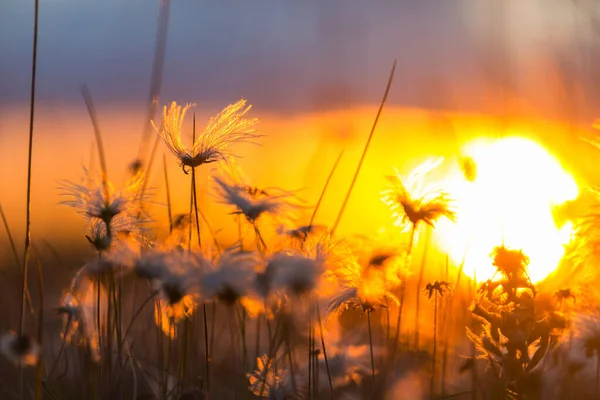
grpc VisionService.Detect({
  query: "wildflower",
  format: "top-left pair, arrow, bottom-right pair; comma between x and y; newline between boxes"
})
247,354 -> 305,399
132,248 -> 171,281
424,281 -> 452,300
329,253 -> 399,315
0,331 -> 40,367
59,167 -> 145,226
152,251 -> 204,337
213,176 -> 298,224
267,251 -> 325,297
200,249 -> 260,305
554,288 -> 576,310
278,224 -> 328,241
153,100 -> 259,174
491,246 -> 529,278
58,290 -> 101,362
381,157 -> 456,230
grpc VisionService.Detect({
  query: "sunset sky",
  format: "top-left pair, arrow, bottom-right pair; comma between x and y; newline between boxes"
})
1,0 -> 598,118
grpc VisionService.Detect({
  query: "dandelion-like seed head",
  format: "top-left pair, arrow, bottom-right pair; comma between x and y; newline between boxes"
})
0,332 -> 40,367
268,251 -> 325,297
154,99 -> 260,174
200,249 -> 259,306
213,176 -> 298,225
491,245 -> 530,278
59,167 -> 145,225
381,158 -> 456,230
424,280 -> 452,300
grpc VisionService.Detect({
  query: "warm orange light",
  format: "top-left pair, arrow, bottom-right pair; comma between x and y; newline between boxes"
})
436,137 -> 579,283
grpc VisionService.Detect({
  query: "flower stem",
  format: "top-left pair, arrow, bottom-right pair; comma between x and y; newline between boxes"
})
368,310 -> 377,396
316,302 -> 335,400
414,225 -> 431,350
430,291 -> 438,397
19,0 -> 39,396
163,153 -> 173,233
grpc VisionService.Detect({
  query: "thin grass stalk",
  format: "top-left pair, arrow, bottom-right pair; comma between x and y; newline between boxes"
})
136,0 -> 170,166
316,302 -> 335,400
156,299 -> 165,398
18,0 -> 40,395
163,319 -> 174,400
441,256 -> 450,395
210,301 -> 216,367
304,150 -> 344,243
367,311 -> 377,396
34,250 -> 44,400
237,215 -> 243,250
308,299 -> 313,400
387,222 -> 417,376
47,317 -> 72,379
258,315 -> 284,397
96,273 -> 102,396
123,291 -> 158,341
0,204 -> 34,314
240,306 -> 248,373
163,153 -> 173,233
414,225 -> 431,350
202,303 -> 210,395
331,59 -> 396,236
286,334 -> 298,396
228,307 -> 241,398
253,223 -> 268,254
176,317 -> 190,397
430,291 -> 438,398
80,86 -> 109,198
255,314 -> 261,365
192,179 -> 211,395
106,273 -> 114,393
596,352 -> 600,399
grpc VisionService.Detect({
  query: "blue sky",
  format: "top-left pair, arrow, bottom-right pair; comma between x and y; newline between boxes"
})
0,0 -> 597,116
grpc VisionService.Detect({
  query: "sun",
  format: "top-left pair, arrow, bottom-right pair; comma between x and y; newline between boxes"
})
435,136 -> 579,283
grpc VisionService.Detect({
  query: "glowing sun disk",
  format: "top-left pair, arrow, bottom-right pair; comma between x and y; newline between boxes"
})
435,137 -> 579,283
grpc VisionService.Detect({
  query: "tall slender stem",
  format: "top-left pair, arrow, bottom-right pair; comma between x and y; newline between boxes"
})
137,0 -> 170,165
305,150 -> 344,242
367,311 -> 377,395
189,158 -> 210,393
34,251 -> 44,400
316,303 -> 335,400
163,154 -> 173,233
19,17 -> 40,400
415,225 -> 431,350
331,59 -> 396,236
80,86 -> 109,199
387,222 -> 417,376
596,353 -> 600,399
430,292 -> 438,397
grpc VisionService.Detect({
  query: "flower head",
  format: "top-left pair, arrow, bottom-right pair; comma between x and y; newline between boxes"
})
213,176 -> 298,224
424,281 -> 452,300
381,158 -> 456,229
247,354 -> 305,399
0,332 -> 40,367
154,100 -> 259,174
200,249 -> 260,305
491,245 -> 530,278
59,167 -> 145,226
267,251 -> 325,297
